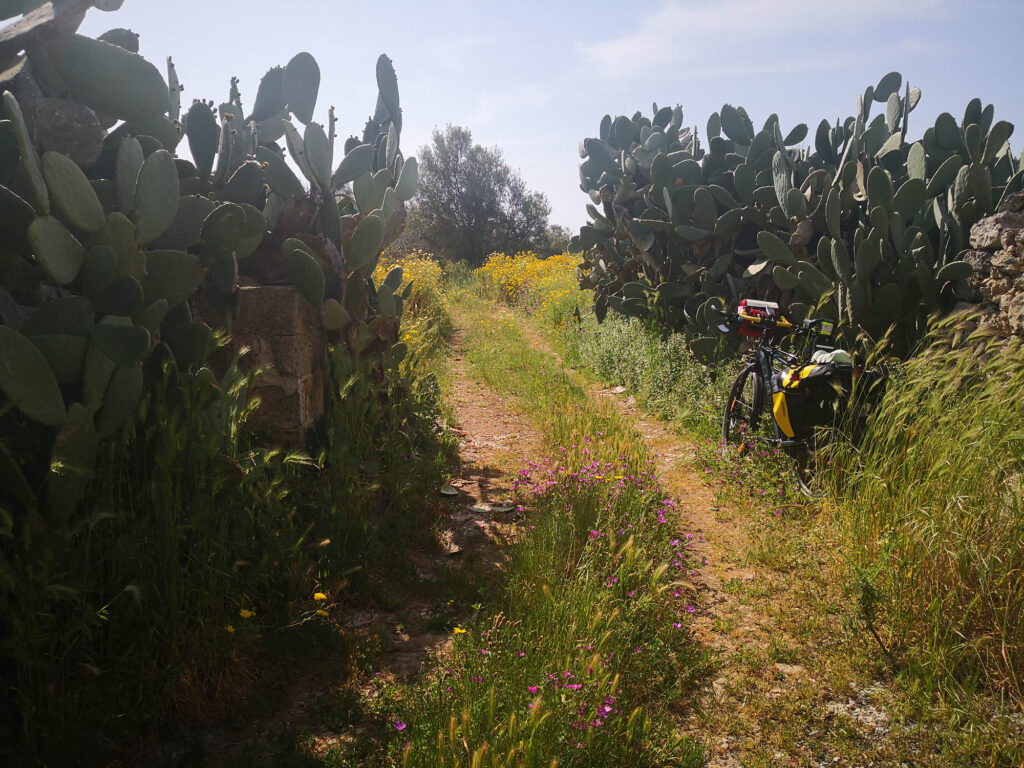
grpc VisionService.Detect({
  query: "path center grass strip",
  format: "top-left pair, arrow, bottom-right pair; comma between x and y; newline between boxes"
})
383,293 -> 707,767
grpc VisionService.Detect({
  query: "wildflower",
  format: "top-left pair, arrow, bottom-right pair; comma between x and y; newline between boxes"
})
527,685 -> 539,693
313,592 -> 327,601
480,649 -> 489,655
317,609 -> 328,617
225,624 -> 235,634
684,605 -> 696,613
453,627 -> 467,634
239,609 -> 254,619
673,622 -> 682,629
394,720 -> 407,732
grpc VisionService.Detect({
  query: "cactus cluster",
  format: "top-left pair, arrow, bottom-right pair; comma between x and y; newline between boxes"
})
571,72 -> 1022,356
0,2 -> 413,515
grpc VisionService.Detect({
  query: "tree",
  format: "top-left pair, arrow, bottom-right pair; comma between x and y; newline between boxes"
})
539,224 -> 572,257
415,125 -> 551,265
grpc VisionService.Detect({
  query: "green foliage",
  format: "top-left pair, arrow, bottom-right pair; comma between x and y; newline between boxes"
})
414,125 -> 552,265
572,77 -> 1021,355
0,3 -> 415,519
823,317 -> 1024,726
0,3 -> 439,762
562,313 -> 724,434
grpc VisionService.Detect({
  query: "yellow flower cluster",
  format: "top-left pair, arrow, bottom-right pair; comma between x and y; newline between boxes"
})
373,249 -> 452,358
374,249 -> 446,314
475,251 -> 587,328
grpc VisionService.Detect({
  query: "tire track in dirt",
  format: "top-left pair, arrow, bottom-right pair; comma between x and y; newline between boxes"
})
200,324 -> 546,765
504,307 -> 900,766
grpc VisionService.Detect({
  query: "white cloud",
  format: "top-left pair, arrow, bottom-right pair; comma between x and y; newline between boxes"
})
575,0 -> 947,81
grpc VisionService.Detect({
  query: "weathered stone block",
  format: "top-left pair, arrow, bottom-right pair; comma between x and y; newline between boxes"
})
200,285 -> 325,447
969,212 -> 1024,250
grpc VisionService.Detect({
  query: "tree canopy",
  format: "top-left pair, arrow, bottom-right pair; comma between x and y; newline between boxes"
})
414,125 -> 551,265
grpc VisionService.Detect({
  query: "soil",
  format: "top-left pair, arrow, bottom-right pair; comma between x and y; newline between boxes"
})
196,306 -> 899,766
196,324 -> 546,766
505,307 -> 901,766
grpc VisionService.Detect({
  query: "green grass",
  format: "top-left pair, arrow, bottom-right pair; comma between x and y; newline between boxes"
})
561,312 -> 726,437
474,259 -> 1024,765
371,292 -> 707,767
821,318 -> 1024,766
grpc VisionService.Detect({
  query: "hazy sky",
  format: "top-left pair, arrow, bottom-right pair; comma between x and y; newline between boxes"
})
80,0 -> 1024,230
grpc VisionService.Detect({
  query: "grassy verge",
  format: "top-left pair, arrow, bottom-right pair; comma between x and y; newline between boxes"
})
0,253 -> 458,766
471,252 -> 1024,765
376,291 -> 707,767
822,319 -> 1024,765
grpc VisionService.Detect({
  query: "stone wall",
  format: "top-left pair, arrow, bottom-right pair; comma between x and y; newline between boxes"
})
224,285 -> 325,447
961,192 -> 1024,334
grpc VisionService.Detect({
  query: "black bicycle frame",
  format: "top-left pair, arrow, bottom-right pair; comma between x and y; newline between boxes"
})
737,322 -> 834,450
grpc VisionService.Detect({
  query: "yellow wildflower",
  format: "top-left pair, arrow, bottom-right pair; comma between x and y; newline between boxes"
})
313,592 -> 327,601
316,609 -> 328,617
453,627 -> 467,635
225,624 -> 235,634
239,609 -> 254,619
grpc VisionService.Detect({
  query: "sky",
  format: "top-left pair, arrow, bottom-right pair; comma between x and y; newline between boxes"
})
79,0 -> 1024,231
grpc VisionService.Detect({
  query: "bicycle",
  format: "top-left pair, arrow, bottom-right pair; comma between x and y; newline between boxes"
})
715,300 -> 883,494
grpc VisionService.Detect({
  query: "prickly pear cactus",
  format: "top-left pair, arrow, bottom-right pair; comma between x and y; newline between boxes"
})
572,73 -> 1021,355
0,1 -> 413,518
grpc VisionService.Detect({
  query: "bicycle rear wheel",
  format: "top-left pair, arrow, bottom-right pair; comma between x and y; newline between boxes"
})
793,430 -> 830,496
722,364 -> 763,452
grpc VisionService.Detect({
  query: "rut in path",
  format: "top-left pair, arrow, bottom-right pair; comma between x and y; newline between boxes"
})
200,325 -> 545,764
504,306 -> 899,766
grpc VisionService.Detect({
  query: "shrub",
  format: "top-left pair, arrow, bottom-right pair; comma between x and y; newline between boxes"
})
476,251 -> 588,329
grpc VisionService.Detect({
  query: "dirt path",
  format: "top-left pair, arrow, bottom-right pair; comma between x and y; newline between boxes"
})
414,325 -> 547,578
205,305 -> 897,766
199,326 -> 546,766
501,307 -> 900,766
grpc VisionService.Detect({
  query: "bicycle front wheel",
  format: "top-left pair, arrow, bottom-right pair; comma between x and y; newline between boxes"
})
722,364 -> 763,451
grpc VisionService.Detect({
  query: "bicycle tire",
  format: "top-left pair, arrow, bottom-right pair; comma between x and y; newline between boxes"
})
792,429 -> 830,496
722,364 -> 763,451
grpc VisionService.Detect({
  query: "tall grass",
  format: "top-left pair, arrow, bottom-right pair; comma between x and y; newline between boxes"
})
0,264 -> 457,764
562,312 -> 729,438
825,318 -> 1024,705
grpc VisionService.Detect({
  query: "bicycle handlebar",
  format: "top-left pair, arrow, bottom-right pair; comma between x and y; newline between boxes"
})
715,306 -> 833,338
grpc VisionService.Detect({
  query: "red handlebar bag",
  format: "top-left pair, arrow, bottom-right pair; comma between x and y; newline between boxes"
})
737,299 -> 780,339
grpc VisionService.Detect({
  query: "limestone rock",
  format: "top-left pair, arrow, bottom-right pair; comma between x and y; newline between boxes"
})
970,212 -> 1024,250
1003,293 -> 1024,336
193,285 -> 325,447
